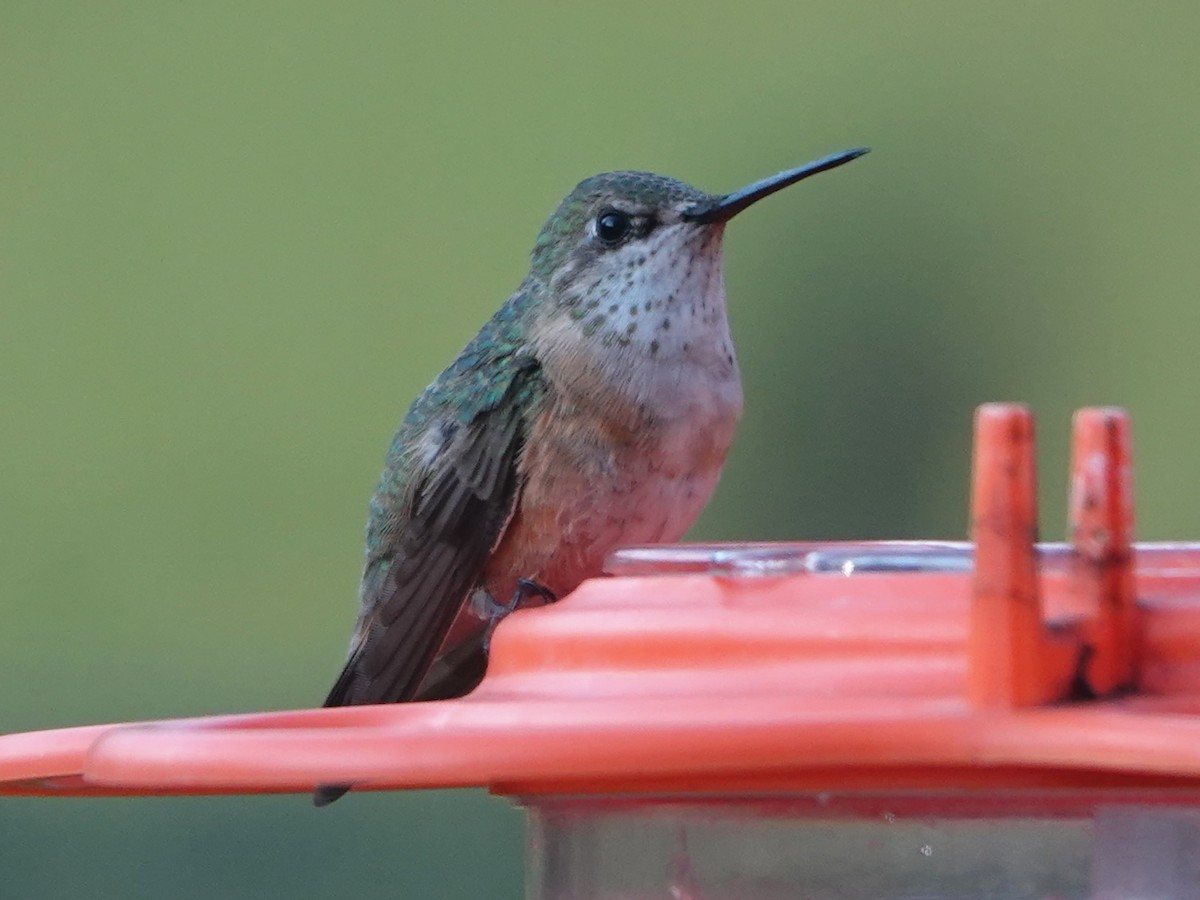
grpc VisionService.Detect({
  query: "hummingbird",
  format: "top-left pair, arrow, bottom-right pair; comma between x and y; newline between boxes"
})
314,148 -> 868,805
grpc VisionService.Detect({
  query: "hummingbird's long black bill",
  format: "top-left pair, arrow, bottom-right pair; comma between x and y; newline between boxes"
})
683,147 -> 869,225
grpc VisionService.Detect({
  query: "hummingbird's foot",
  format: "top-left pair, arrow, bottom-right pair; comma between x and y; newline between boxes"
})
514,577 -> 558,608
477,578 -> 557,652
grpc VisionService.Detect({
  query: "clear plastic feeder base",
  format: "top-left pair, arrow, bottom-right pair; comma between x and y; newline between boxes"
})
525,793 -> 1200,899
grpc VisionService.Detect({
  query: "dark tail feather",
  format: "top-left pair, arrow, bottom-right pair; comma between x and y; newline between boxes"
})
313,652 -> 362,806
411,632 -> 488,702
312,633 -> 489,806
313,784 -> 351,807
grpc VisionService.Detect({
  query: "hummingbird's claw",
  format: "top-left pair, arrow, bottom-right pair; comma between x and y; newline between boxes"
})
479,578 -> 557,652
515,577 -> 558,607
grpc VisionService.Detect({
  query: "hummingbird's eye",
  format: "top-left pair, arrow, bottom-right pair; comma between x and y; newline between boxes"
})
595,210 -> 633,244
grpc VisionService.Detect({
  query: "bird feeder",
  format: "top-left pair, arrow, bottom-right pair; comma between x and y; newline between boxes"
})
5,403 -> 1200,898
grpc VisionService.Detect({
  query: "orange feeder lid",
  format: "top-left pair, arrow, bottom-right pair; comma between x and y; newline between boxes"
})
4,403 -> 1200,800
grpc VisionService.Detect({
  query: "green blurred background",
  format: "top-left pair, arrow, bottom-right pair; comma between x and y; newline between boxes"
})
2,2 -> 1199,897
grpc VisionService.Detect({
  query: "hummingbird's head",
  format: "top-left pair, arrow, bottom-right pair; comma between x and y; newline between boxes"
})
528,149 -> 869,308
529,170 -> 713,291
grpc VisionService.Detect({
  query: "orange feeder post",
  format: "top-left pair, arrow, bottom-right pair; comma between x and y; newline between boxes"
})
5,403 -> 1200,897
